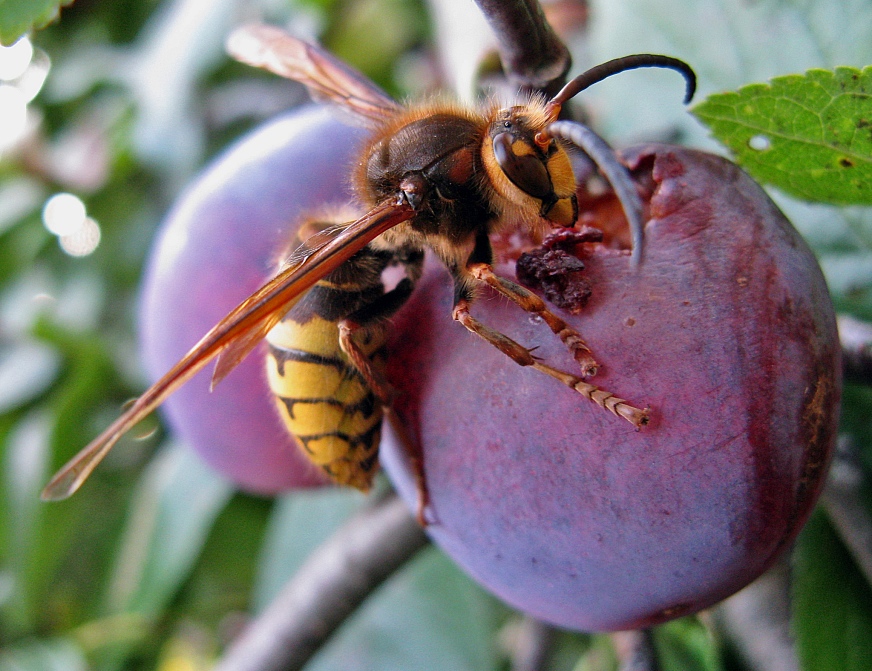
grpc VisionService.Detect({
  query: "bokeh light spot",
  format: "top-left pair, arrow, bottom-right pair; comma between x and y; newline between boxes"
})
43,192 -> 87,236
0,84 -> 28,150
59,217 -> 101,256
0,37 -> 33,81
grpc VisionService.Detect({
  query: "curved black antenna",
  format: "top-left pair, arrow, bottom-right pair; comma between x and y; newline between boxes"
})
546,120 -> 646,267
549,54 -> 697,109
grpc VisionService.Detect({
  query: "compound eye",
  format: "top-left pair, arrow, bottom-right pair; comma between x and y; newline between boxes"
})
492,132 -> 553,200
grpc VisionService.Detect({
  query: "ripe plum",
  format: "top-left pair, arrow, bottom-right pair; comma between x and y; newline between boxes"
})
381,144 -> 840,630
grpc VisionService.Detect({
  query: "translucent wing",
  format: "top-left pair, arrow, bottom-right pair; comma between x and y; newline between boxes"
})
41,200 -> 415,501
210,221 -> 354,388
226,23 -> 402,126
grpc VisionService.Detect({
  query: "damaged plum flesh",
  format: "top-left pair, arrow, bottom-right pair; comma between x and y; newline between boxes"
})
381,144 -> 840,631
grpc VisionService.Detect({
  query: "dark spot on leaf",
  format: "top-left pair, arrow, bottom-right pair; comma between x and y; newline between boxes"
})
839,157 -> 854,168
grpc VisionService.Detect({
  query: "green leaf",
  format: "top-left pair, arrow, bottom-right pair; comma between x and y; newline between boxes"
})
179,491 -> 272,626
0,0 -> 69,45
792,507 -> 872,671
1,410 -> 52,631
104,442 -> 233,619
0,637 -> 87,671
653,618 -> 723,671
573,635 -> 618,671
693,67 -> 872,205
0,340 -> 61,414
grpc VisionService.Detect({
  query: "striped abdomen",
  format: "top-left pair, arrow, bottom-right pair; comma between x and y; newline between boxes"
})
265,215 -> 422,490
266,298 -> 387,491
267,286 -> 385,490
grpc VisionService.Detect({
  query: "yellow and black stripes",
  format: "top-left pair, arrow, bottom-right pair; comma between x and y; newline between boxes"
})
266,314 -> 387,491
265,220 -> 423,491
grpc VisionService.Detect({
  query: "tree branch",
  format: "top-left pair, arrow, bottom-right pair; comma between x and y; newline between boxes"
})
501,616 -> 557,671
839,314 -> 872,386
472,0 -> 572,96
213,495 -> 428,671
821,436 -> 872,587
715,560 -> 799,671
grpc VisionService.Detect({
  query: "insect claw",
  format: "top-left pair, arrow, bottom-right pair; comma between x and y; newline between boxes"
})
416,499 -> 438,527
621,404 -> 650,428
578,360 -> 598,377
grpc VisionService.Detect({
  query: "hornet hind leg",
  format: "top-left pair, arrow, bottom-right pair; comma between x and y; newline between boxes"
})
450,230 -> 648,427
338,268 -> 433,526
338,320 -> 433,526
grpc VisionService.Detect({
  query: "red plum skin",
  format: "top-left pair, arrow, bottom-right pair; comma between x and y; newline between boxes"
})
381,145 -> 840,631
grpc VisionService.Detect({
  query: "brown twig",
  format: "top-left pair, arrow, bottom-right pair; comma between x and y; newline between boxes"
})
839,314 -> 872,386
821,436 -> 872,587
213,495 -> 428,671
611,629 -> 660,671
472,0 -> 572,96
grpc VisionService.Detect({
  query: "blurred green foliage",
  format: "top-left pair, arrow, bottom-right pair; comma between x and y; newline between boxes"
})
0,0 -> 66,44
0,0 -> 870,669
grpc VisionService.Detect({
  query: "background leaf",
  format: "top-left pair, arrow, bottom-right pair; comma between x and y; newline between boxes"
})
653,618 -> 723,671
1,410 -> 52,632
0,638 -> 87,671
693,67 -> 872,205
0,341 -> 60,413
104,441 -> 233,618
253,488 -> 365,611
0,0 -> 67,45
792,507 -> 872,671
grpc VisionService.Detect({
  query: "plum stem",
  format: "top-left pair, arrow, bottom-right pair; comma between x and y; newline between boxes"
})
212,495 -> 427,671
